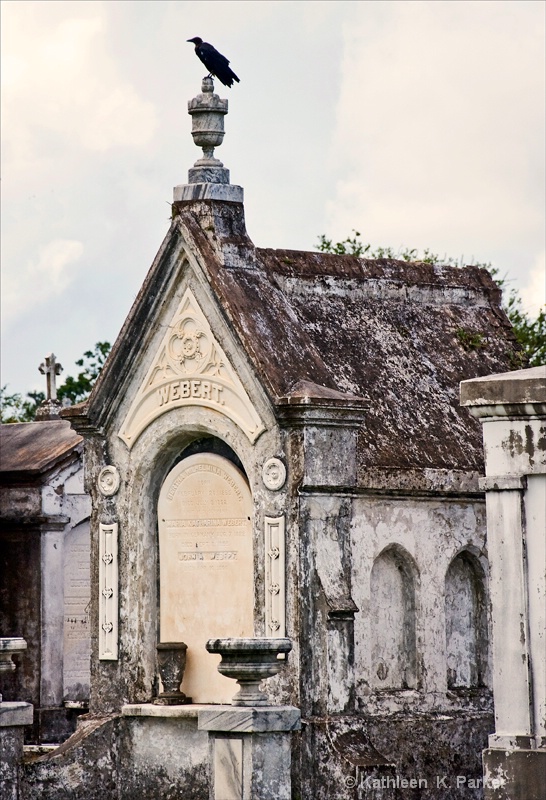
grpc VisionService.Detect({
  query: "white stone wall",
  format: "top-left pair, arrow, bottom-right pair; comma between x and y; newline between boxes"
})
351,495 -> 490,711
40,457 -> 91,707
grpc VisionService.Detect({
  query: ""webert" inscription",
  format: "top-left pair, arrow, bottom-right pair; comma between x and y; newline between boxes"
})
158,380 -> 225,408
178,550 -> 237,562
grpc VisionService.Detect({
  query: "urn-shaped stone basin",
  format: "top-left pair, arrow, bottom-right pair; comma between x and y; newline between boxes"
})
0,638 -> 27,674
0,637 -> 27,703
206,637 -> 292,706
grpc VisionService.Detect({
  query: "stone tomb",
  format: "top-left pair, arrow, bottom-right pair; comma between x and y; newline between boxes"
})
158,453 -> 254,703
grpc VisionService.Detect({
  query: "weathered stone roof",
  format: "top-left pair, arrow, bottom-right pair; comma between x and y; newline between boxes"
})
0,421 -> 82,478
65,201 -> 521,475
239,248 -> 516,471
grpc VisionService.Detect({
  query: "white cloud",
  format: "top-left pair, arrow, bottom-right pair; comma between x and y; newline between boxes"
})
520,251 -> 546,317
1,2 -> 157,173
327,1 -> 545,283
3,239 -> 83,324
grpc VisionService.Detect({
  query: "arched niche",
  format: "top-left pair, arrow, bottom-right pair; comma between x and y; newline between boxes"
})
158,450 -> 254,703
370,545 -> 418,690
445,550 -> 487,689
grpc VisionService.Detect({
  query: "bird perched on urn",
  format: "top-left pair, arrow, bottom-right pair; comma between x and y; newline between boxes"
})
187,37 -> 240,88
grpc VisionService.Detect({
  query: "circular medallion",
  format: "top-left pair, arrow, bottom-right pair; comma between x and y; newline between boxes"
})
98,466 -> 121,497
262,458 -> 286,491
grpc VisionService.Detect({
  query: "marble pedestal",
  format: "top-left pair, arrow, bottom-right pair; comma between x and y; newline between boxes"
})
0,702 -> 33,800
483,747 -> 546,800
198,705 -> 301,800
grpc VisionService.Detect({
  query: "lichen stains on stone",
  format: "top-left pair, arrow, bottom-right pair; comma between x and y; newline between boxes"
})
525,424 -> 535,465
506,429 -> 525,459
504,424 -> 545,466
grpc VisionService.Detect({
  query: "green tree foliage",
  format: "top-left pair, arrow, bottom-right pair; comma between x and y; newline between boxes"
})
0,388 -> 45,423
316,231 -> 545,367
57,341 -> 111,405
0,342 -> 111,424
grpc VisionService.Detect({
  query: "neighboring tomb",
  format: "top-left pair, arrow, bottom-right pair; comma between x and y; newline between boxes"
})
0,398 -> 91,742
461,366 -> 546,800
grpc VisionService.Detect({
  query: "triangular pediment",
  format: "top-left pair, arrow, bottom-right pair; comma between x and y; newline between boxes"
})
118,288 -> 265,448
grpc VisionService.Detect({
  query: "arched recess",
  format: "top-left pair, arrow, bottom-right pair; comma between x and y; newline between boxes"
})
370,545 -> 418,690
158,444 -> 254,703
445,550 -> 487,689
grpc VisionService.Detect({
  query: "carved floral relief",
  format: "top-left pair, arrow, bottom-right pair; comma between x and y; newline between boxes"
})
119,288 -> 265,447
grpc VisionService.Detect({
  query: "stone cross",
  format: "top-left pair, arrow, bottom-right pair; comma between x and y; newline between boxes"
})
39,353 -> 63,401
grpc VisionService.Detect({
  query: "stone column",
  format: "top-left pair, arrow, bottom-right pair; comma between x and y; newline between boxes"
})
0,702 -> 34,800
460,366 -> 546,800
198,706 -> 301,800
278,383 -> 368,715
41,525 -> 65,708
0,640 -> 33,800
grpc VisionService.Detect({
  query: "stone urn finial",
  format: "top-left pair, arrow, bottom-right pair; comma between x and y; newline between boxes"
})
206,638 -> 292,706
187,78 -> 230,185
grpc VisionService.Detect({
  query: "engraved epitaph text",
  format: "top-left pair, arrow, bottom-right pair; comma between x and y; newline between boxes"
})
63,521 -> 91,699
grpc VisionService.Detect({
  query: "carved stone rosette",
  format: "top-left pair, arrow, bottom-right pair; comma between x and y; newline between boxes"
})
98,466 -> 121,497
262,458 -> 287,491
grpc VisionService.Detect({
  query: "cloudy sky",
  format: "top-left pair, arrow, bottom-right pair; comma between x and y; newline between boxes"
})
2,0 -> 544,396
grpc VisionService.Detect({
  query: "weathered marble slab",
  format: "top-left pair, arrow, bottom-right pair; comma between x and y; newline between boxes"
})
0,702 -> 33,727
214,736 -> 243,800
198,705 -> 301,733
121,703 -> 217,718
158,454 -> 254,703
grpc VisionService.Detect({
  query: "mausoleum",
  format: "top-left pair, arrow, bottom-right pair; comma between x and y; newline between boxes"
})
3,78 -> 536,799
0,362 -> 90,744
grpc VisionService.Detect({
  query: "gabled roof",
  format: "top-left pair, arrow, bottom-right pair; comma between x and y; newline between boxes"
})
0,421 -> 82,477
63,200 -> 520,473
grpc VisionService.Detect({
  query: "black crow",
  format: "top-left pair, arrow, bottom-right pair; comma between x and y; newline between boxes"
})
187,37 -> 240,88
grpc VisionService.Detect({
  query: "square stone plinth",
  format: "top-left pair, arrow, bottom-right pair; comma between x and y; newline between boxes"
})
0,702 -> 33,728
483,747 -> 546,800
198,706 -> 300,800
198,705 -> 301,733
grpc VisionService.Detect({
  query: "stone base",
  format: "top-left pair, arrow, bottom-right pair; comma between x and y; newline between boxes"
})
173,183 -> 244,203
0,702 -> 33,728
0,703 -> 33,800
483,747 -> 546,800
188,166 -> 230,184
152,694 -> 192,706
198,705 -> 300,800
